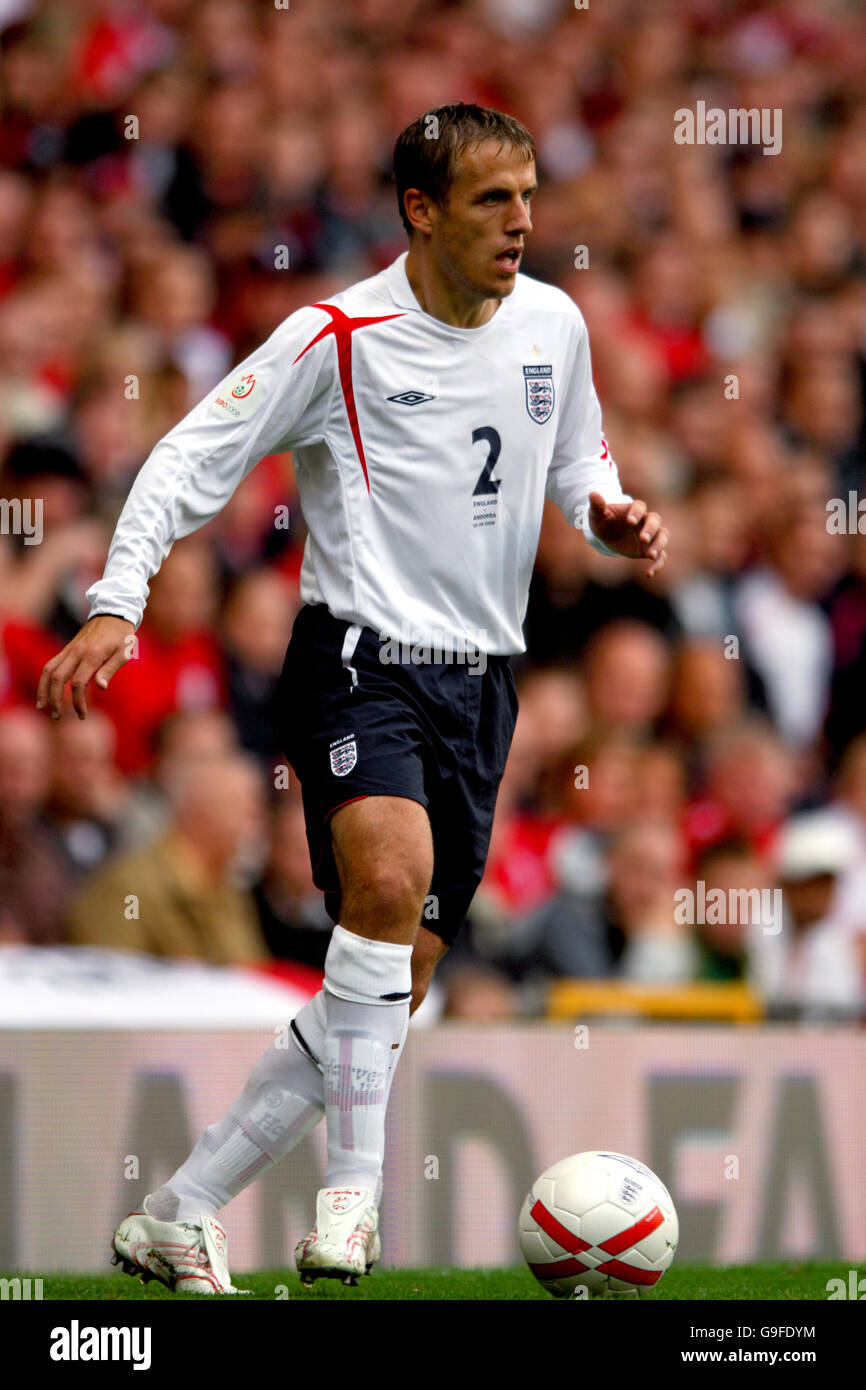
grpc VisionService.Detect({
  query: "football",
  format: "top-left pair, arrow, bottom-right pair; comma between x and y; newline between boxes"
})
519,1150 -> 678,1298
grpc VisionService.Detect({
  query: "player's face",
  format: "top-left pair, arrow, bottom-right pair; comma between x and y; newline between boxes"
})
433,140 -> 536,301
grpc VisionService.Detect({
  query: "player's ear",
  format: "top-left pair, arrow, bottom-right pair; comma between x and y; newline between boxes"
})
403,188 -> 434,236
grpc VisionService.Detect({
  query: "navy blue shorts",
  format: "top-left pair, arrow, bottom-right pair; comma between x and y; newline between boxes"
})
275,604 -> 518,945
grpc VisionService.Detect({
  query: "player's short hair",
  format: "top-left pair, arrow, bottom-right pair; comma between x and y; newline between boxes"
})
393,103 -> 535,234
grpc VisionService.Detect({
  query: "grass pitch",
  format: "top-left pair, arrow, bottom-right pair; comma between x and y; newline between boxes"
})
20,1263 -> 843,1300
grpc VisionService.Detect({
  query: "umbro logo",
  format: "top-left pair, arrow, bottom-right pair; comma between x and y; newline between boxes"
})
386,390 -> 436,406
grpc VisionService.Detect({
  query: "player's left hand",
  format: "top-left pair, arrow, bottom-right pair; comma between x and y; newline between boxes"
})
588,492 -> 668,578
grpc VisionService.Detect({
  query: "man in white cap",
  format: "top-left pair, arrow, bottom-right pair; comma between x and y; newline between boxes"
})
751,809 -> 864,1021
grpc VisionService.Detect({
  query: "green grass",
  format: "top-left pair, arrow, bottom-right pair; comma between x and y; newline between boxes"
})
10,1263 -> 845,1301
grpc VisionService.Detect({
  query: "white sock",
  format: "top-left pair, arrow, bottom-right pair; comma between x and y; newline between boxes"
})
322,925 -> 412,1192
150,992 -> 329,1222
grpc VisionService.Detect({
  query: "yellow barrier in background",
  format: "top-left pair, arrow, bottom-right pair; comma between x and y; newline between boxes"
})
548,980 -> 764,1023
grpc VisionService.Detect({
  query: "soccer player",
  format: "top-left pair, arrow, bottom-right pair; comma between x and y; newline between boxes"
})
37,104 -> 668,1292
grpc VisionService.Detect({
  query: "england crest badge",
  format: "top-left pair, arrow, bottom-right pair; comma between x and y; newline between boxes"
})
523,364 -> 554,424
329,735 -> 357,777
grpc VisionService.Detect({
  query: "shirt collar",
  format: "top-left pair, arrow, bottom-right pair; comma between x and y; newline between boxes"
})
383,251 -> 511,337
384,252 -> 421,311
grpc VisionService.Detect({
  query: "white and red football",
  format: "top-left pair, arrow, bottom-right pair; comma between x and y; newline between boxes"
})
519,1150 -> 678,1297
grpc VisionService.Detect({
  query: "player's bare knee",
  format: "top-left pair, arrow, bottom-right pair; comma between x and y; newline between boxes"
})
348,862 -> 429,929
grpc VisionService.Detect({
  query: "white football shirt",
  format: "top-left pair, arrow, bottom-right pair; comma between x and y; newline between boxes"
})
86,252 -> 629,655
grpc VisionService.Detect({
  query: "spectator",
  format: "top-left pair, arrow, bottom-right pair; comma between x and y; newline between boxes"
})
684,717 -> 798,865
734,508 -> 843,748
65,752 -> 270,965
489,817 -> 689,986
665,638 -> 748,757
221,566 -> 298,762
440,963 -> 520,1021
633,741 -> 688,824
129,244 -> 232,408
0,436 -> 106,632
582,619 -> 673,740
512,663 -> 588,773
252,790 -> 332,968
117,707 -> 240,850
825,531 -> 866,764
692,839 -> 771,981
828,734 -> 866,942
613,820 -> 693,983
44,707 -> 129,878
751,810 -> 864,1021
0,707 -> 74,943
94,539 -> 228,775
668,476 -> 750,638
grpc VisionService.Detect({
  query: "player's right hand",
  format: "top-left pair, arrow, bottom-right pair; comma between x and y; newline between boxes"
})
36,614 -> 136,721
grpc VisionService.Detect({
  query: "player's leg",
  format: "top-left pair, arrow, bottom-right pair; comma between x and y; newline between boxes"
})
296,646 -> 517,1281
142,793 -> 429,1232
148,992 -> 327,1224
122,844 -> 445,1293
411,923 -> 450,1013
146,786 -> 428,1227
116,923 -> 447,1293
296,794 -> 432,1283
110,986 -> 330,1293
148,919 -> 445,1224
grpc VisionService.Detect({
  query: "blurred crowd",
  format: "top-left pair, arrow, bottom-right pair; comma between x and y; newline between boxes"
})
1,0 -> 865,1023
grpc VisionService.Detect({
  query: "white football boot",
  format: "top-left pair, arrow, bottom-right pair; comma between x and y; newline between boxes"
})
111,1204 -> 249,1295
295,1188 -> 380,1287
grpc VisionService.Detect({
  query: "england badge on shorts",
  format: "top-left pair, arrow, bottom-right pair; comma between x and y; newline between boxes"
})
523,364 -> 554,424
329,735 -> 357,777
